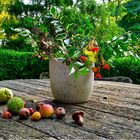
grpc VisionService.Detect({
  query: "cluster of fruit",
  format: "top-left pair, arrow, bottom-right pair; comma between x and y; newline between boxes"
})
1,90 -> 84,126
2,97 -> 66,121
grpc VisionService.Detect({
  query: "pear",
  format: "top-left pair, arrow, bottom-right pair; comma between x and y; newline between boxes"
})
0,88 -> 13,103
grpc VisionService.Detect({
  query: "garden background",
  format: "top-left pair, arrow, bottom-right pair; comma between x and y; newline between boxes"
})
0,0 -> 140,84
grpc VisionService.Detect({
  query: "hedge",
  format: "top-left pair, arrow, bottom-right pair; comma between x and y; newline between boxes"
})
102,56 -> 140,84
1,49 -> 140,84
0,49 -> 49,81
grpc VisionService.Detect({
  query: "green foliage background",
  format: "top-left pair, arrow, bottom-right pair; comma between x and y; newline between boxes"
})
101,56 -> 140,84
0,49 -> 49,80
0,0 -> 139,83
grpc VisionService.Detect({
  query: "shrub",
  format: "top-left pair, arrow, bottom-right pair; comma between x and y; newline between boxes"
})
101,56 -> 140,84
0,49 -> 49,81
1,37 -> 36,52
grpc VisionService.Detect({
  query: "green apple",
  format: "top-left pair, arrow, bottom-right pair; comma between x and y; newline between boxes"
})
0,88 -> 13,103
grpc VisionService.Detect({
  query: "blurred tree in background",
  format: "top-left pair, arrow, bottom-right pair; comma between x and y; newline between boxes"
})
0,0 -> 139,57
0,0 -> 139,82
118,0 -> 140,56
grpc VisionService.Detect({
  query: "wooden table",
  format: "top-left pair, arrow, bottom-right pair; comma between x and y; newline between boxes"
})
0,79 -> 140,140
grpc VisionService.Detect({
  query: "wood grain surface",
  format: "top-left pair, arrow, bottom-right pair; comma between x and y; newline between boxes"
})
0,79 -> 140,140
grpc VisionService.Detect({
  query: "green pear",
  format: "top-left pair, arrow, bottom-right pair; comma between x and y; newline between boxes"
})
0,88 -> 13,103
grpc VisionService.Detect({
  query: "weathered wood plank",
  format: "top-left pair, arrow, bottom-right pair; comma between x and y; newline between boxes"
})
90,94 -> 140,110
22,79 -> 140,93
0,115 -> 56,140
12,116 -> 103,140
15,79 -> 51,86
23,99 -> 140,139
1,98 -> 140,139
19,80 -> 140,112
2,79 -> 140,117
93,81 -> 140,95
43,100 -> 140,139
7,99 -> 140,140
77,100 -> 140,121
2,80 -> 140,107
0,80 -> 52,97
0,85 -> 44,100
2,99 -> 140,139
18,79 -> 51,87
1,80 -> 51,92
95,80 -> 140,87
2,79 -> 140,100
0,79 -> 140,139
16,79 -> 140,104
0,80 -> 140,120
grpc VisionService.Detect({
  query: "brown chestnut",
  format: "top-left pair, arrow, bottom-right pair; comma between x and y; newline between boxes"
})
55,107 -> 66,119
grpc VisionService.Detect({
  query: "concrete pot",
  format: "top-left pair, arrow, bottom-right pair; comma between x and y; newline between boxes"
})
49,58 -> 94,103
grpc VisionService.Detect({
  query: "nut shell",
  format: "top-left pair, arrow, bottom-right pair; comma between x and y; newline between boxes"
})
55,107 -> 66,119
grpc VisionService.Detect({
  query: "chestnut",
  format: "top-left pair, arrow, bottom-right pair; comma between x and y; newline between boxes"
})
55,107 -> 66,119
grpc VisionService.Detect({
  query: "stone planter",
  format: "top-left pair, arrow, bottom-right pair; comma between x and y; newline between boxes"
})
49,58 -> 94,103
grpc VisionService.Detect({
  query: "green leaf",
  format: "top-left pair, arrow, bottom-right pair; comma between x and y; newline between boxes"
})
39,25 -> 48,33
25,38 -> 33,45
66,24 -> 74,31
46,13 -> 53,19
77,27 -> 84,34
59,16 -> 65,22
74,71 -> 79,80
84,29 -> 90,35
68,48 -> 76,57
56,33 -> 67,40
55,27 -> 63,33
24,17 -> 33,24
84,58 -> 91,67
71,52 -> 80,59
50,6 -> 56,16
79,67 -> 89,76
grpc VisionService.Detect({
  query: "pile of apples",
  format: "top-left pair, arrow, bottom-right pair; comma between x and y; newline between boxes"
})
2,101 -> 66,121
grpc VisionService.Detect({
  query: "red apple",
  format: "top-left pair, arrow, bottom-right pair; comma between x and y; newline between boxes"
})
39,104 -> 54,118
